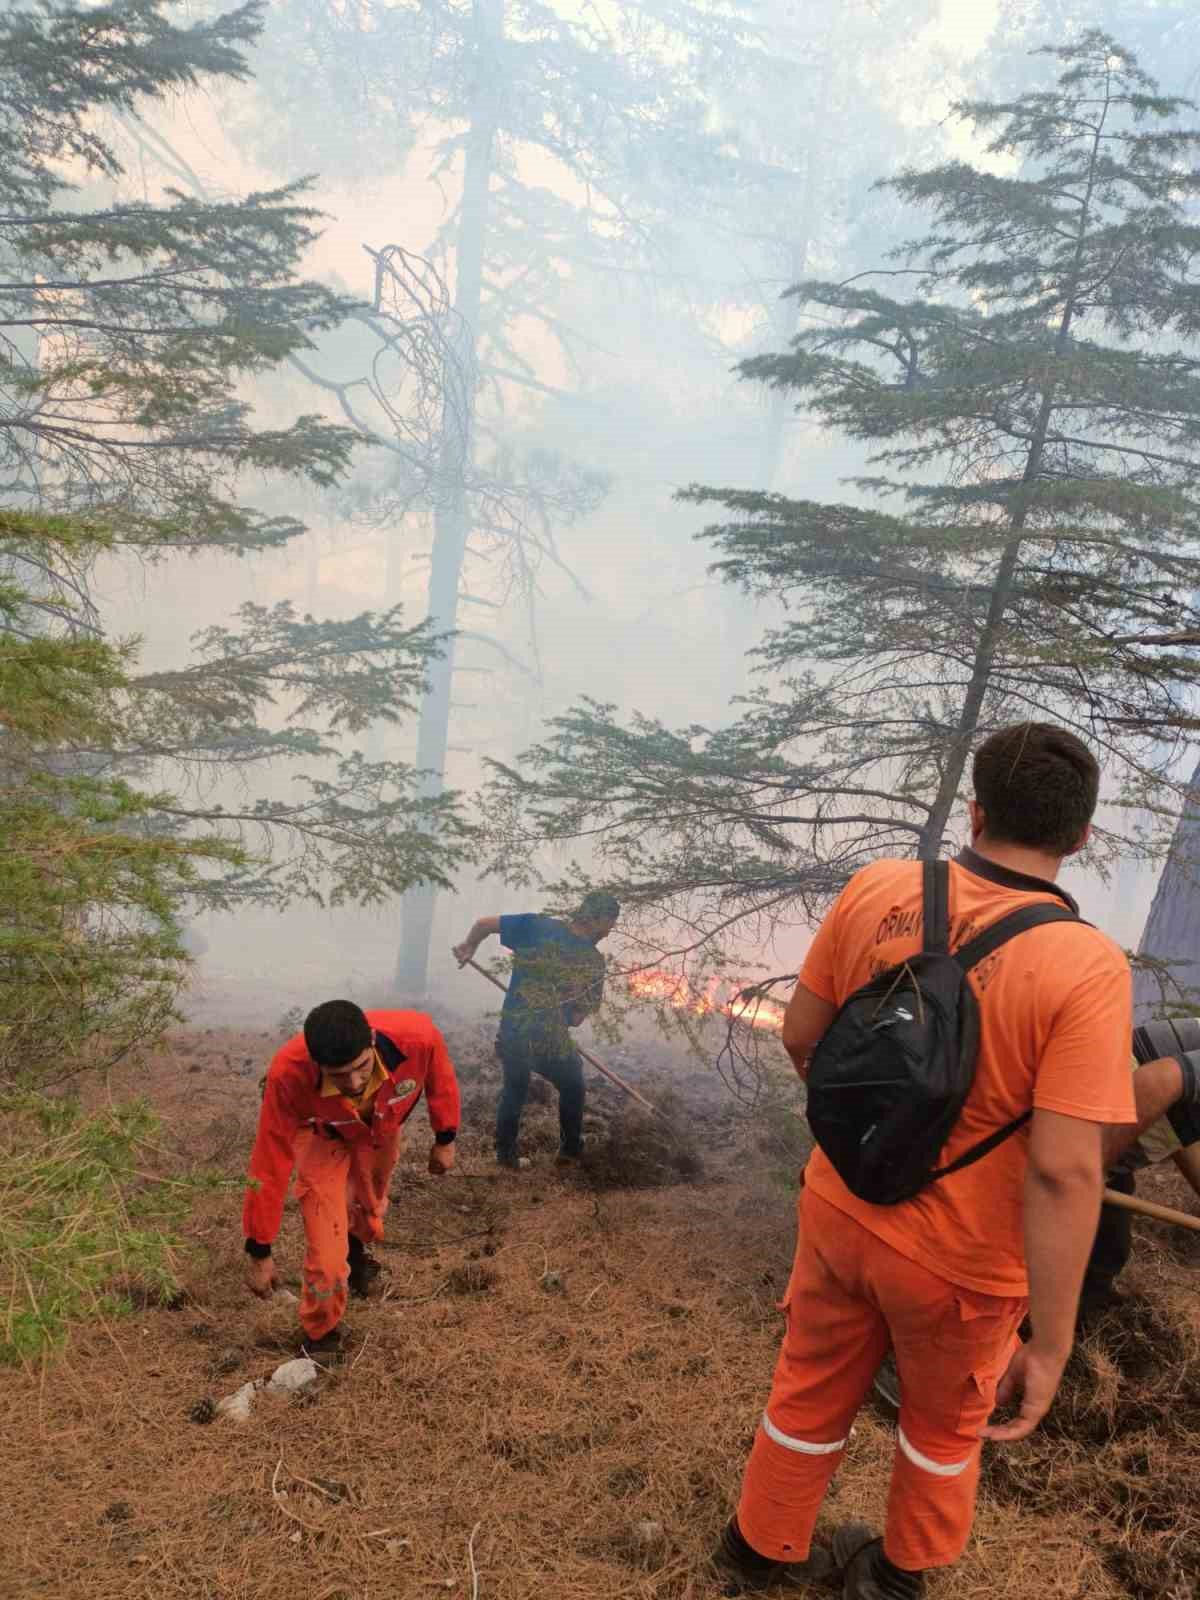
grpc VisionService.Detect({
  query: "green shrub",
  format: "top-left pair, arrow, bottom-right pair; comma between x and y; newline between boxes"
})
0,1093 -> 221,1363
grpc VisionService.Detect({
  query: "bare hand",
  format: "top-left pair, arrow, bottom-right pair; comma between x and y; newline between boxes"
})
452,941 -> 476,967
979,1341 -> 1068,1442
244,1254 -> 277,1299
428,1141 -> 457,1176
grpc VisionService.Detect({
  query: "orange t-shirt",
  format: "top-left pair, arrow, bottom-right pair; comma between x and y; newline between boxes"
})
800,851 -> 1134,1297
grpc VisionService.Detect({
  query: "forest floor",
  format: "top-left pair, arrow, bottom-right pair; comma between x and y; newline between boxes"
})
2,1022 -> 1199,1600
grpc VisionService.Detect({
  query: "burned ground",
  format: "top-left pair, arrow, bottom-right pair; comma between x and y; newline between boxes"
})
2,1026 -> 1198,1598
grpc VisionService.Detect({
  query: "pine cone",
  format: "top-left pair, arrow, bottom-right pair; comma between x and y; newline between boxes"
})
189,1396 -> 216,1425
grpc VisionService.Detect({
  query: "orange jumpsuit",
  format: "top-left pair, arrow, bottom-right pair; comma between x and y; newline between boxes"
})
243,1010 -> 460,1339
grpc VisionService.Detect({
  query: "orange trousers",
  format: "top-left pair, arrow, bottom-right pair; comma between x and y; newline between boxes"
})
737,1187 -> 1025,1572
293,1126 -> 403,1339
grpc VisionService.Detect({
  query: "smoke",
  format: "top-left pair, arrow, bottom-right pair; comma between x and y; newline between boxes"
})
88,0 -> 1190,1037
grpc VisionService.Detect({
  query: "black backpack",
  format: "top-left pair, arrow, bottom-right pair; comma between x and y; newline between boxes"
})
805,859 -> 1081,1206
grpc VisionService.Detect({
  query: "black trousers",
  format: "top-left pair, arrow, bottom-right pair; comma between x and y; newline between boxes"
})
1081,1166 -> 1136,1302
495,1040 -> 585,1160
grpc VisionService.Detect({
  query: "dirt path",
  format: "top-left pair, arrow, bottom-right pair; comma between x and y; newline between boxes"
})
2,1030 -> 1197,1598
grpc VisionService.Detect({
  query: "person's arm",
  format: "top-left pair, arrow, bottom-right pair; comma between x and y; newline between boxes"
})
983,1107 -> 1103,1442
1104,1055 -> 1184,1166
424,1025 -> 461,1175
453,915 -> 501,965
783,883 -> 848,1076
782,982 -> 836,1080
241,1067 -> 302,1296
1106,1046 -> 1200,1166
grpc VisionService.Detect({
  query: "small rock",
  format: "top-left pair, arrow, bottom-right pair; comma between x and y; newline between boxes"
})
540,1270 -> 566,1294
631,1519 -> 668,1558
100,1501 -> 133,1524
215,1380 -> 259,1422
310,1476 -> 352,1502
267,1357 -> 319,1394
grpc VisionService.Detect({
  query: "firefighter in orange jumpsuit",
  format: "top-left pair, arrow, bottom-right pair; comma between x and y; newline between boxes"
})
242,1000 -> 461,1356
715,724 -> 1134,1598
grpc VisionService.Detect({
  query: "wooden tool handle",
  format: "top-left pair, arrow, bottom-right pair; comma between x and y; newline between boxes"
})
461,957 -> 663,1119
1103,1185 -> 1200,1234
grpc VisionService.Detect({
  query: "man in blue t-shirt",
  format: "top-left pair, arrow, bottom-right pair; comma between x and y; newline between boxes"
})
453,891 -> 620,1168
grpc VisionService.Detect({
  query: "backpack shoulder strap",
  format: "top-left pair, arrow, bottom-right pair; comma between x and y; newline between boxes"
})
931,901 -> 1087,1186
922,859 -> 950,955
954,903 -> 1081,973
930,1110 -> 1033,1182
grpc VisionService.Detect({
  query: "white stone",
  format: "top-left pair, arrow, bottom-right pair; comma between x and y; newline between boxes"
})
267,1357 -> 320,1394
215,1381 -> 259,1422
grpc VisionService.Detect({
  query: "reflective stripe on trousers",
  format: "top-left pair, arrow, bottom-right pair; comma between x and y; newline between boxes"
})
736,1187 -> 1025,1572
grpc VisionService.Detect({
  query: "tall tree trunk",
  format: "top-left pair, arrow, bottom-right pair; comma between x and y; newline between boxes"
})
394,0 -> 501,997
759,227 -> 813,491
1134,756 -> 1200,1020
917,99 -> 1111,859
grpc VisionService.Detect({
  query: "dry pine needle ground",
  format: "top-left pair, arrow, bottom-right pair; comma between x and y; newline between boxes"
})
1,1028 -> 1197,1598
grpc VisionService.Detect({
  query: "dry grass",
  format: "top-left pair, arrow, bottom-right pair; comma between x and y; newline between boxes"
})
1,1029 -> 1196,1598
979,1208 -> 1200,1600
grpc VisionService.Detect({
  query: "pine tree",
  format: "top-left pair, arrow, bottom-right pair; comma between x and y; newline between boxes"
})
483,33 -> 1200,970
0,0 -> 357,550
0,1 -> 476,1071
224,0 -> 760,994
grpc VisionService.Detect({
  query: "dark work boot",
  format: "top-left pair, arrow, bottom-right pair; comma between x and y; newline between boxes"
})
347,1235 -> 383,1299
300,1325 -> 345,1361
832,1525 -> 924,1599
711,1516 -> 838,1592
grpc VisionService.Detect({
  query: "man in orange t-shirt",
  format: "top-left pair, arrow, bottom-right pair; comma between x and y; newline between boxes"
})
715,724 -> 1134,1599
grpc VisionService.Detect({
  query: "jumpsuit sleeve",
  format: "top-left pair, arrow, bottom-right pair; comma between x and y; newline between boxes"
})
242,1066 -> 303,1247
425,1023 -> 462,1140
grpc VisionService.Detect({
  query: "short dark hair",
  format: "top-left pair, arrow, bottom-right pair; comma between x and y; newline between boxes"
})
972,722 -> 1099,855
576,890 -> 620,923
303,999 -> 371,1067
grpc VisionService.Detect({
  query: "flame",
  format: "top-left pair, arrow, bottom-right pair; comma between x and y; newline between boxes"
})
625,968 -> 786,1032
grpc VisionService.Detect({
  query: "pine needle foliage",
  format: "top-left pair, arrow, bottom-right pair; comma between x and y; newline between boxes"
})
484,33 -> 1200,963
1,507 -> 474,1083
0,1092 -> 218,1364
0,0 -> 358,552
0,5 -> 479,1078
